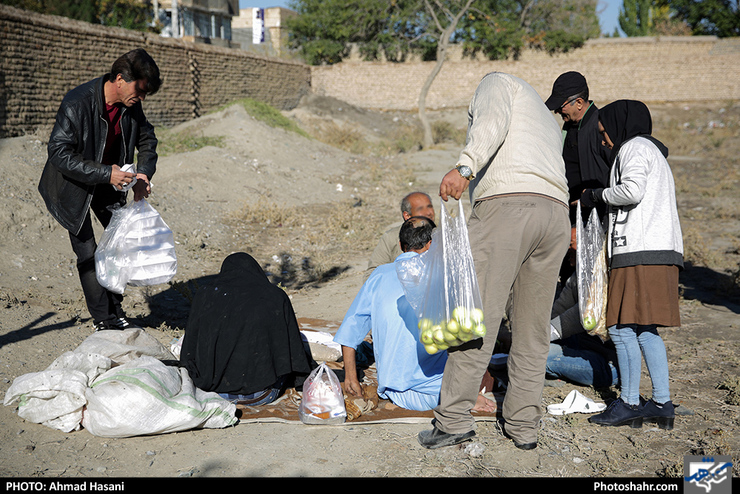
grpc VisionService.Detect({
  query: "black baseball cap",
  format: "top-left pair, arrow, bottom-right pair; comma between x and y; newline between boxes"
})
545,71 -> 588,111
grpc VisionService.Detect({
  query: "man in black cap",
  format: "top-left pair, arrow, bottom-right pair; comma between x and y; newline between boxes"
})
545,71 -> 610,222
546,71 -> 611,282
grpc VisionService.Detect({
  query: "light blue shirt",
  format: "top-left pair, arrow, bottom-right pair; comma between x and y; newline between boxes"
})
334,252 -> 447,402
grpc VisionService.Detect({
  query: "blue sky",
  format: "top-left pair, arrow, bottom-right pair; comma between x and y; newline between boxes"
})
239,0 -> 624,36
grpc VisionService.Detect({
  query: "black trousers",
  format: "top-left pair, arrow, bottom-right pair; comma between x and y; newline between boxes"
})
68,185 -> 126,325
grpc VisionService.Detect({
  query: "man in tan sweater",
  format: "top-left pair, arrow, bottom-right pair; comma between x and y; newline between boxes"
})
363,191 -> 435,281
418,72 -> 570,451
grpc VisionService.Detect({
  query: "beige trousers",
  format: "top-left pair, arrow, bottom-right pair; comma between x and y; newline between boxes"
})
433,194 -> 570,444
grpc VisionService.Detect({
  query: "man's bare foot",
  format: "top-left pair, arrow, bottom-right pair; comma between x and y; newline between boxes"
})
472,394 -> 497,413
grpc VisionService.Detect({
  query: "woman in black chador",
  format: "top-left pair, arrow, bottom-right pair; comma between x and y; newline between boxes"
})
180,253 -> 315,405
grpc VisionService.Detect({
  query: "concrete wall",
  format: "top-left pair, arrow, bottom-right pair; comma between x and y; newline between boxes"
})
311,36 -> 740,111
0,5 -> 311,138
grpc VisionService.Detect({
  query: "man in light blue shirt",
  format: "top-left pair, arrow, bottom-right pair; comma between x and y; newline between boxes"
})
335,216 -> 496,412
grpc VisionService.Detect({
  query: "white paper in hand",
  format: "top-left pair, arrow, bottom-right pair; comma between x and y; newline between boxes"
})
113,163 -> 137,192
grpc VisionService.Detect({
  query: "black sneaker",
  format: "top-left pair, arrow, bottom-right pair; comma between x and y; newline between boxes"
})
93,320 -> 111,331
94,317 -> 137,331
588,398 -> 643,428
501,423 -> 538,450
110,317 -> 135,330
640,397 -> 675,430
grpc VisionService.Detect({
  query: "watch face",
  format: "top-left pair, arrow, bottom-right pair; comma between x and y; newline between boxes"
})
458,166 -> 472,178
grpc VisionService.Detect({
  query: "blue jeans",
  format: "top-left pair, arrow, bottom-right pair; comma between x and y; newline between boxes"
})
219,376 -> 286,406
608,324 -> 670,405
546,335 -> 618,388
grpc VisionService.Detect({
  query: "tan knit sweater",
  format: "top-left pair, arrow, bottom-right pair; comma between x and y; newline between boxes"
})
456,72 -> 569,205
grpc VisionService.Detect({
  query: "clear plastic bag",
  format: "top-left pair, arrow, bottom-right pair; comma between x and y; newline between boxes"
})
95,198 -> 177,294
575,201 -> 609,341
396,199 -> 485,355
298,362 -> 346,425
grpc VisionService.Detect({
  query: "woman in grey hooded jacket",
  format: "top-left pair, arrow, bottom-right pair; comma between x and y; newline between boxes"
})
580,100 -> 683,431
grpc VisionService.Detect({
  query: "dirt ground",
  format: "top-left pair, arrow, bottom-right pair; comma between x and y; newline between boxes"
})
0,93 -> 738,479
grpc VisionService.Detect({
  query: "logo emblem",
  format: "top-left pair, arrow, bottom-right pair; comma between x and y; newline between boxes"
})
684,456 -> 732,494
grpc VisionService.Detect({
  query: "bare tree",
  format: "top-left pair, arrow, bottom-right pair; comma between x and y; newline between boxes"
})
418,0 -> 476,150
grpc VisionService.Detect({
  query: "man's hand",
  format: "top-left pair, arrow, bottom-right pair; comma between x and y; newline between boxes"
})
341,345 -> 363,398
132,173 -> 151,202
440,168 -> 470,201
344,376 -> 364,398
109,164 -> 136,191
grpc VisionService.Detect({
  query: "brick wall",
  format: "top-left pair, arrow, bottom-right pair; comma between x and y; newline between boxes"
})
3,4 -> 739,139
311,36 -> 740,111
0,5 -> 311,138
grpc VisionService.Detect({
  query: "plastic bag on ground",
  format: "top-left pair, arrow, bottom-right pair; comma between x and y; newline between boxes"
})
547,389 -> 606,415
95,198 -> 177,294
576,201 -> 609,341
396,198 -> 485,355
298,362 -> 346,425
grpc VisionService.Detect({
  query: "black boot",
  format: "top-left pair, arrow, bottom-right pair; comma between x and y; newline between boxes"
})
588,398 -> 643,428
417,424 -> 475,449
640,397 -> 675,430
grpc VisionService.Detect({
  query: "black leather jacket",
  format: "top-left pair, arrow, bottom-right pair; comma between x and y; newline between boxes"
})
38,74 -> 158,235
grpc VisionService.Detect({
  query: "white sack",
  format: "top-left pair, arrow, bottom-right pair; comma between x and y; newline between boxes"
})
75,327 -> 176,364
3,352 -> 112,433
82,356 -> 238,438
4,329 -> 237,437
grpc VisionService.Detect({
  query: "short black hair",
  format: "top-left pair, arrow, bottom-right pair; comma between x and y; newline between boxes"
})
109,48 -> 162,95
399,216 -> 435,252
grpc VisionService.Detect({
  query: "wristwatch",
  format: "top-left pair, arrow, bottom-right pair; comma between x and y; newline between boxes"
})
456,164 -> 474,180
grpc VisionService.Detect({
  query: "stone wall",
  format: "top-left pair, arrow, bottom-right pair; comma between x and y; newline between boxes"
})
0,5 -> 311,138
311,36 -> 740,111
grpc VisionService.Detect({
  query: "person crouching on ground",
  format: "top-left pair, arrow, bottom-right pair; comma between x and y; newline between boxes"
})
179,252 -> 316,406
335,216 -> 497,412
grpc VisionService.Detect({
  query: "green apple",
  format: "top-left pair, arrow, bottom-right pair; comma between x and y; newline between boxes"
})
457,331 -> 473,342
445,319 -> 460,334
472,308 -> 484,323
452,306 -> 467,321
582,315 -> 597,330
418,318 -> 433,331
435,342 -> 449,350
459,318 -> 474,333
432,327 -> 446,345
443,330 -> 458,343
472,322 -> 487,338
420,329 -> 434,345
424,343 -> 440,355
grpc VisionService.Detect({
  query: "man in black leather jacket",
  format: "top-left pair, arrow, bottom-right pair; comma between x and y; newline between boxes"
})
38,48 -> 162,331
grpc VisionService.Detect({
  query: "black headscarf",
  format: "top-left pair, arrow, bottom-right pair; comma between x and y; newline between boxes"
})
599,100 -> 668,167
180,252 -> 314,395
